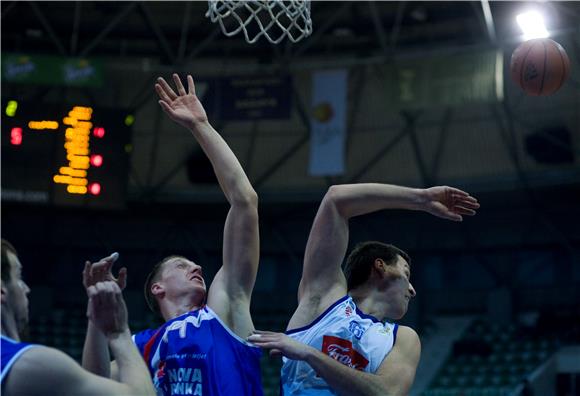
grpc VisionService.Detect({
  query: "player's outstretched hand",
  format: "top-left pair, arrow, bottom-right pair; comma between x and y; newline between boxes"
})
422,186 -> 480,222
248,330 -> 313,360
86,281 -> 128,337
82,252 -> 126,291
155,73 -> 208,129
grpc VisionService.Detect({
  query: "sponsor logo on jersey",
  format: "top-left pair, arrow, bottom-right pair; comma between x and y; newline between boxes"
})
378,325 -> 391,335
322,335 -> 369,370
345,305 -> 353,317
348,320 -> 365,340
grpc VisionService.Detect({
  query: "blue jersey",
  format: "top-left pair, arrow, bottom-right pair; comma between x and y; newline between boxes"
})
1,335 -> 38,384
133,305 -> 263,396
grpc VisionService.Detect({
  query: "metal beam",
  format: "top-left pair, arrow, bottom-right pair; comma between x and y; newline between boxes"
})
389,1 -> 407,50
29,2 -> 67,55
348,128 -> 407,183
368,1 -> 389,54
139,3 -> 176,64
145,105 -> 164,188
70,1 -> 81,55
491,102 -> 576,258
429,108 -> 453,183
293,2 -> 352,57
471,0 -> 497,44
79,2 -> 137,57
186,27 -> 222,61
177,2 -> 193,62
254,85 -> 311,188
402,110 -> 431,187
1,1 -> 17,20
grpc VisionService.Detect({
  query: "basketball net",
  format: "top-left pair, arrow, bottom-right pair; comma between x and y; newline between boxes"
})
206,0 -> 312,44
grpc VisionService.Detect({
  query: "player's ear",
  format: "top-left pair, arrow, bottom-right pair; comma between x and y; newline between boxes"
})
151,282 -> 164,298
1,281 -> 8,304
373,258 -> 387,277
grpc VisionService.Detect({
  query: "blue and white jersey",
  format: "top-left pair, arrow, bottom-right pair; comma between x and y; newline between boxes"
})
1,335 -> 38,384
281,295 -> 398,395
133,305 -> 263,396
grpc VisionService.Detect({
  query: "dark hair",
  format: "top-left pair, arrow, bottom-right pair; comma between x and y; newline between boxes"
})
1,239 -> 18,283
144,255 -> 187,315
343,241 -> 411,291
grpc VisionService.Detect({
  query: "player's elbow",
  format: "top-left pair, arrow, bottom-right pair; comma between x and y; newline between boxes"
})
324,185 -> 351,217
231,187 -> 258,209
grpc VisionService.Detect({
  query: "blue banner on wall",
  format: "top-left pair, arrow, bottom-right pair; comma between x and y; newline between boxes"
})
215,75 -> 292,120
309,70 -> 348,176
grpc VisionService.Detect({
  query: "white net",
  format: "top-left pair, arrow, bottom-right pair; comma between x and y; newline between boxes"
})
206,0 -> 312,44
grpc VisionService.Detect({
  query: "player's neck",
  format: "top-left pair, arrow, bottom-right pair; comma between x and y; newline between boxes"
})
349,287 -> 389,321
160,298 -> 203,321
1,314 -> 20,341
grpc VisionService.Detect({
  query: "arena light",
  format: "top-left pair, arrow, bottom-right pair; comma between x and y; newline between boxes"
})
6,100 -> 18,117
90,154 -> 103,167
10,127 -> 23,145
88,182 -> 101,195
93,127 -> 105,138
516,11 -> 549,40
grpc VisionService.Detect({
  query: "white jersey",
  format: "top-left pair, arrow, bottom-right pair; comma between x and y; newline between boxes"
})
281,295 -> 399,395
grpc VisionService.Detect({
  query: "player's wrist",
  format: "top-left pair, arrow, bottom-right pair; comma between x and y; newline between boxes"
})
409,188 -> 428,210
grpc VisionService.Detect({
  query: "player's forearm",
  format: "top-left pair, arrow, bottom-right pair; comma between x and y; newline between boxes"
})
188,120 -> 257,206
304,349 -> 388,396
82,320 -> 112,378
108,329 -> 155,395
326,184 -> 426,219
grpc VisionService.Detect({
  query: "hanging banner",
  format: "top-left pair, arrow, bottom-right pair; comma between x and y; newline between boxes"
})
309,69 -> 347,176
2,53 -> 104,87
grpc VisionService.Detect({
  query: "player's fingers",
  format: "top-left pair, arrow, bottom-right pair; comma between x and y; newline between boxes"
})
118,267 -> 128,289
448,187 -> 469,197
187,75 -> 195,95
454,206 -> 476,216
155,83 -> 173,103
158,100 -> 173,115
173,73 -> 187,96
456,199 -> 480,209
157,77 -> 178,100
270,349 -> 283,358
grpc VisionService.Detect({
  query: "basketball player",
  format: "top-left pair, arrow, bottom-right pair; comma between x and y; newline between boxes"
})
249,184 -> 480,395
1,239 -> 155,396
82,74 -> 263,395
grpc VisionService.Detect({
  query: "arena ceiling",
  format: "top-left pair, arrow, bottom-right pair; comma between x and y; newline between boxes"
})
2,1 -> 579,62
1,1 -> 579,206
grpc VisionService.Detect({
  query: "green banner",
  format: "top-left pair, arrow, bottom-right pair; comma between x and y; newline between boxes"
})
387,50 -> 504,109
1,54 -> 103,87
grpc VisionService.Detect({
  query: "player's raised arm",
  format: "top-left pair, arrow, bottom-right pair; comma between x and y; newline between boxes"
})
296,184 -> 479,308
155,74 -> 259,333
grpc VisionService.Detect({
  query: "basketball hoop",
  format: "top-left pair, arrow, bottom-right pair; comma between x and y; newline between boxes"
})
206,0 -> 312,44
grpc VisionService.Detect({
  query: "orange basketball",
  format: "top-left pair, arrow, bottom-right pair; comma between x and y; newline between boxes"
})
510,38 -> 571,96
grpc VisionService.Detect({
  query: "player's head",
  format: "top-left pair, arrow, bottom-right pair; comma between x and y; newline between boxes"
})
1,239 -> 31,337
144,255 -> 206,318
344,241 -> 415,319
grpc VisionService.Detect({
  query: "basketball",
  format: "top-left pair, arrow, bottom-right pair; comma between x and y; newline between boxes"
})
510,38 -> 571,96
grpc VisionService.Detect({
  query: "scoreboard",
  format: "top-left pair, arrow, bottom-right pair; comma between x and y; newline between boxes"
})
2,100 -> 133,209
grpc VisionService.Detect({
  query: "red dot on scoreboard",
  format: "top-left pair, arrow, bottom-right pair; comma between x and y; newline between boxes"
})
11,127 -> 23,145
90,154 -> 103,167
88,183 -> 101,195
93,127 -> 105,138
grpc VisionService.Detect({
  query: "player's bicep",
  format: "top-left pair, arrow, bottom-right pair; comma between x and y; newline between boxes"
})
375,326 -> 421,395
220,201 -> 260,298
299,193 -> 349,300
6,347 -> 136,396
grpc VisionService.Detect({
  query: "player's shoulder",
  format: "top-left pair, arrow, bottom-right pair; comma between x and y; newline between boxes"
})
5,345 -> 81,393
12,344 -> 75,371
393,325 -> 421,351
